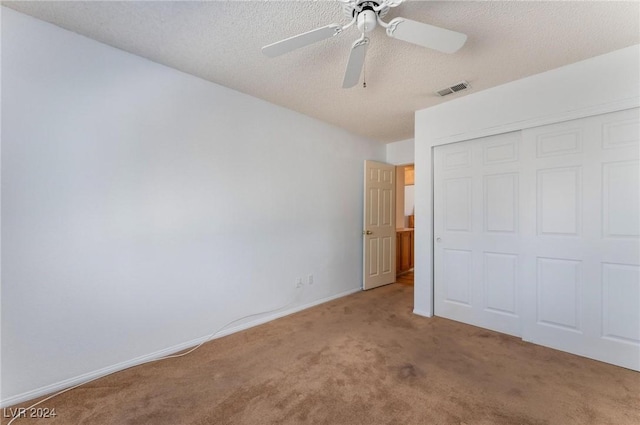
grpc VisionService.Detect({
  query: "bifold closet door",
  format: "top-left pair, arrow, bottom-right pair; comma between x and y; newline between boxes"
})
434,131 -> 524,338
434,108 -> 639,370
519,108 -> 639,371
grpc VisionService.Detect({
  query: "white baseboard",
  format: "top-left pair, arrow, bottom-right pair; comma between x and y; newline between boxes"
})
1,287 -> 361,408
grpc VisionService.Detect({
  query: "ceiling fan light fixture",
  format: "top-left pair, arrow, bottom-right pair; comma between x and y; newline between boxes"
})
357,10 -> 378,33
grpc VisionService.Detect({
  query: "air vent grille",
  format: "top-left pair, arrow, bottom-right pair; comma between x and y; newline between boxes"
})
436,80 -> 470,97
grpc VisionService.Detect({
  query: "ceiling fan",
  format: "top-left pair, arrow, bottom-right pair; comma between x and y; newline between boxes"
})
262,0 -> 467,88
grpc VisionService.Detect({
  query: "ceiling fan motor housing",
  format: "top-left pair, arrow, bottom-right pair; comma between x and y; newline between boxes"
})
343,0 -> 389,20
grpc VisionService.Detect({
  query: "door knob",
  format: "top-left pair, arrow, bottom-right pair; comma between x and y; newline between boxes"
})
436,237 -> 442,243
363,230 -> 373,235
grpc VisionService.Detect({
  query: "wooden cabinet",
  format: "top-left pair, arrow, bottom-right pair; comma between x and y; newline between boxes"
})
396,229 -> 414,275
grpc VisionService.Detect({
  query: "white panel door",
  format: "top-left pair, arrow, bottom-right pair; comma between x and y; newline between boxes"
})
520,108 -> 640,370
434,108 -> 640,370
363,160 -> 396,290
434,132 -> 523,337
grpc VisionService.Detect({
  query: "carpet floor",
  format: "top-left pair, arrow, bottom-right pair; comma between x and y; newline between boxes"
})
6,280 -> 639,425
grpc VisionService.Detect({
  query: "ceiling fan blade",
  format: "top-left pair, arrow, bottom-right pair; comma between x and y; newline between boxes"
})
386,17 -> 467,54
342,37 -> 369,89
262,24 -> 343,58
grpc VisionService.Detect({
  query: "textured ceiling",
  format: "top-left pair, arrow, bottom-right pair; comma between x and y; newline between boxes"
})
3,1 -> 639,143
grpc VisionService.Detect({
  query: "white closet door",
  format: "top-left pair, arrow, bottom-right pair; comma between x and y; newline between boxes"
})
434,107 -> 640,370
434,131 -> 523,337
520,108 -> 640,370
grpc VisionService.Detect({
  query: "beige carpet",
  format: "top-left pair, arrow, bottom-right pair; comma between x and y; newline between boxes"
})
6,281 -> 639,425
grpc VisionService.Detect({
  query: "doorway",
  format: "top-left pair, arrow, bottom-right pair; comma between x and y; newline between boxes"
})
395,164 -> 414,283
362,160 -> 415,290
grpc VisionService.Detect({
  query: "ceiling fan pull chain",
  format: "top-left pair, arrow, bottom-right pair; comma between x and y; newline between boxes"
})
363,57 -> 367,88
362,27 -> 367,88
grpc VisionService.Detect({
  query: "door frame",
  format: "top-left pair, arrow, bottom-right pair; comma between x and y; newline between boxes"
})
412,47 -> 639,318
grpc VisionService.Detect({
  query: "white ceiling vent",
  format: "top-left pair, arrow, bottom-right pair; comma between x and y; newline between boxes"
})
436,80 -> 470,97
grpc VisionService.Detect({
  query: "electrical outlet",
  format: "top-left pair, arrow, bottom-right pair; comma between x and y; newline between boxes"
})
308,274 -> 314,285
296,277 -> 303,288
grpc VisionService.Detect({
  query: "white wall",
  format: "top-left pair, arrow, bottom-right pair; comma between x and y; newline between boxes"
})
386,138 -> 414,165
404,186 -> 414,218
413,45 -> 640,317
0,7 -> 384,404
